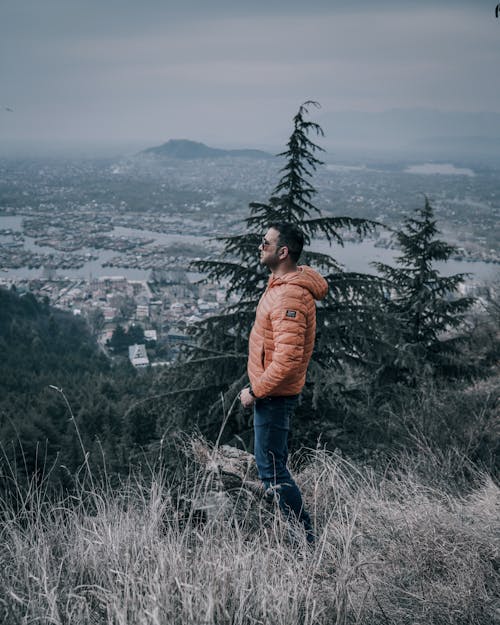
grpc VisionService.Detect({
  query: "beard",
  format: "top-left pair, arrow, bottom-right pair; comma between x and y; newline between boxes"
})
260,251 -> 280,270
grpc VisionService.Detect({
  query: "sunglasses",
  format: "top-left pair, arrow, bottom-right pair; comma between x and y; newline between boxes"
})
260,237 -> 283,249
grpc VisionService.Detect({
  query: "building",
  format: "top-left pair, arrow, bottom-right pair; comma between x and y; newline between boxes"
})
136,304 -> 149,320
144,329 -> 157,343
128,343 -> 149,368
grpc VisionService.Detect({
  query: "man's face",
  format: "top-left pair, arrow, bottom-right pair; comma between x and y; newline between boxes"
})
259,228 -> 283,269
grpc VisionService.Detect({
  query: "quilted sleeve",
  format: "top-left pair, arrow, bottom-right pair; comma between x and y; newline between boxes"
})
251,292 -> 307,398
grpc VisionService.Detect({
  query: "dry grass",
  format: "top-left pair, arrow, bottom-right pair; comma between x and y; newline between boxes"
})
1,445 -> 499,625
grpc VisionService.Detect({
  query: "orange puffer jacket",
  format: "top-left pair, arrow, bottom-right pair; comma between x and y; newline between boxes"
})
248,265 -> 328,398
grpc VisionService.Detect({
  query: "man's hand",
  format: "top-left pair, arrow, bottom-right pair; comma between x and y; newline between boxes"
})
240,387 -> 256,408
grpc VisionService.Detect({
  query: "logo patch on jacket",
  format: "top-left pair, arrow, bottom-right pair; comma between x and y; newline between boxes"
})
286,309 -> 297,318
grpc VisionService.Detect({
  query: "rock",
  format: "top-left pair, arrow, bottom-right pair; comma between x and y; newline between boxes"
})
173,437 -> 275,529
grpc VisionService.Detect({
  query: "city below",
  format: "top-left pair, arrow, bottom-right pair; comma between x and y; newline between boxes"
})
1,150 -> 498,367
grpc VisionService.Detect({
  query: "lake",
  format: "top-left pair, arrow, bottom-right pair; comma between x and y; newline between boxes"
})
0,215 -> 498,284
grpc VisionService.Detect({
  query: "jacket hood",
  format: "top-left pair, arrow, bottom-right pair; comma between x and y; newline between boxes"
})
268,265 -> 328,301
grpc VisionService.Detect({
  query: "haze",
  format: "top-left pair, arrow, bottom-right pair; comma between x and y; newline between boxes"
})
1,0 -> 499,156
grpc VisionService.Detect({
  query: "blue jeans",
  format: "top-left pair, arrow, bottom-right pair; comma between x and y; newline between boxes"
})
253,395 -> 314,543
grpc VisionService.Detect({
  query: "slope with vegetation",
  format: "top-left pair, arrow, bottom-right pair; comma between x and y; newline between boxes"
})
0,286 -> 161,491
1,439 -> 498,625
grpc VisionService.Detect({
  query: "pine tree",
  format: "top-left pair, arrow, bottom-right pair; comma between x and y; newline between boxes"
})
153,102 -> 388,443
194,101 -> 383,355
373,197 -> 474,383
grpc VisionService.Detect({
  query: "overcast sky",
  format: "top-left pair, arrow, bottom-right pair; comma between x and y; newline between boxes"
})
1,0 -> 499,155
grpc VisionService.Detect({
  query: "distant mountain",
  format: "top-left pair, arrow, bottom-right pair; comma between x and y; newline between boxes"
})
142,139 -> 271,160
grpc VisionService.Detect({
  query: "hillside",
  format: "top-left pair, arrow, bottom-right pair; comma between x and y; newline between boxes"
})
141,139 -> 271,160
0,287 -> 153,487
1,439 -> 498,625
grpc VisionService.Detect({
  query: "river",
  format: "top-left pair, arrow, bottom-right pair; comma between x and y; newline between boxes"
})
0,215 -> 498,283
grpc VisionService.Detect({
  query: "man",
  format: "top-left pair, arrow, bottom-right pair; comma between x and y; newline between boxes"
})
240,222 -> 328,544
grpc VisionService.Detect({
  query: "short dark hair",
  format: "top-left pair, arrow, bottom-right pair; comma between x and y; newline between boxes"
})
268,222 -> 304,262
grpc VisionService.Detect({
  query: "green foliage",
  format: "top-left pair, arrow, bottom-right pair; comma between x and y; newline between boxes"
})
0,287 -> 157,492
108,323 -> 128,352
127,323 -> 145,346
463,285 -> 500,375
195,101 -> 380,304
373,197 -> 475,383
0,288 -> 108,387
86,307 -> 105,337
108,323 -> 145,353
159,101 -> 386,447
